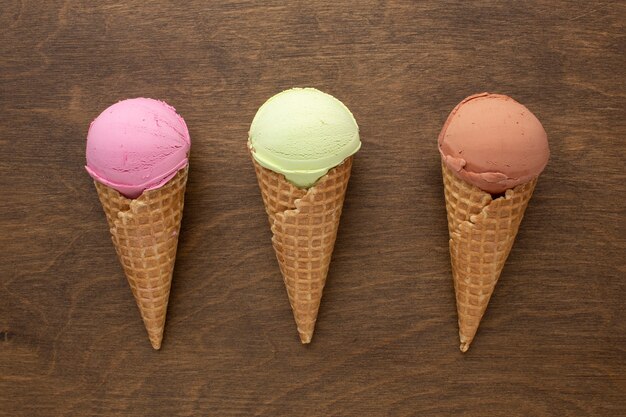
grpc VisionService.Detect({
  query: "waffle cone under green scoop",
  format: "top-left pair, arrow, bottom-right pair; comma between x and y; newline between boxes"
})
253,157 -> 353,343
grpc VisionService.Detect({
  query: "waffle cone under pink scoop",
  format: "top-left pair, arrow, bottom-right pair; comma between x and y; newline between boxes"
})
442,163 -> 536,352
94,166 -> 188,349
252,156 -> 353,343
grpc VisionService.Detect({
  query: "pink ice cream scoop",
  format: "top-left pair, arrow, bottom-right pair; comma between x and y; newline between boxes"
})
438,93 -> 549,194
85,97 -> 190,198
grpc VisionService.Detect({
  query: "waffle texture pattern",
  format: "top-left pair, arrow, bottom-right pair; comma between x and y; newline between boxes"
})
253,156 -> 353,343
442,163 -> 536,352
94,166 -> 188,349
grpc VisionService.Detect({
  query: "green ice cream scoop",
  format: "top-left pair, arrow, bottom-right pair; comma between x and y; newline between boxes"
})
248,88 -> 361,188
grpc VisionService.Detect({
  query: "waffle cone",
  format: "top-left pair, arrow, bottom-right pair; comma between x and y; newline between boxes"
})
252,156 -> 353,343
94,166 -> 188,350
442,163 -> 536,352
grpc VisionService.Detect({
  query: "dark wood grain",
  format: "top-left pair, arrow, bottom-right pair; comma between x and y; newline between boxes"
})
1,1 -> 625,416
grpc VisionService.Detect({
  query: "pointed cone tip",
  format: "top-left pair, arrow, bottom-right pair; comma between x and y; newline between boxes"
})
460,341 -> 470,353
299,332 -> 313,344
149,335 -> 163,350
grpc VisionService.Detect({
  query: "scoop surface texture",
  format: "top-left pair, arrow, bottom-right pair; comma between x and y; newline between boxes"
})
438,92 -> 549,194
86,97 -> 190,198
248,87 -> 360,188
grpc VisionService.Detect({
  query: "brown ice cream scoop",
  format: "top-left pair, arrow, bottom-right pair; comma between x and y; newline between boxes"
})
438,93 -> 549,194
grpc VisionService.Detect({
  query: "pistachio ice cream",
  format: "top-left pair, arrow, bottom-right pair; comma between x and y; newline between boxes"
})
248,88 -> 360,188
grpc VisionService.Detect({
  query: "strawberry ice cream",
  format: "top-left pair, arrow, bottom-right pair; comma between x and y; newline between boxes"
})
85,98 -> 190,198
438,93 -> 549,194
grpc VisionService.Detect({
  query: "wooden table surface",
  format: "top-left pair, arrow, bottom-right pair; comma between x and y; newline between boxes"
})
1,1 -> 624,416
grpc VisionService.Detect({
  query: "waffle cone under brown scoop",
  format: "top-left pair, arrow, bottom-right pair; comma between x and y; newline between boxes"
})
94,166 -> 188,350
252,156 -> 353,343
442,163 -> 536,352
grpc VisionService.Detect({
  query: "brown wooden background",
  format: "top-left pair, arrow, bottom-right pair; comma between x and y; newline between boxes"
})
1,1 -> 625,416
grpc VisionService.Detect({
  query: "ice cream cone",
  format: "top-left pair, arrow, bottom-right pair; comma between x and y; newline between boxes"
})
94,166 -> 188,349
442,162 -> 536,352
252,156 -> 353,343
